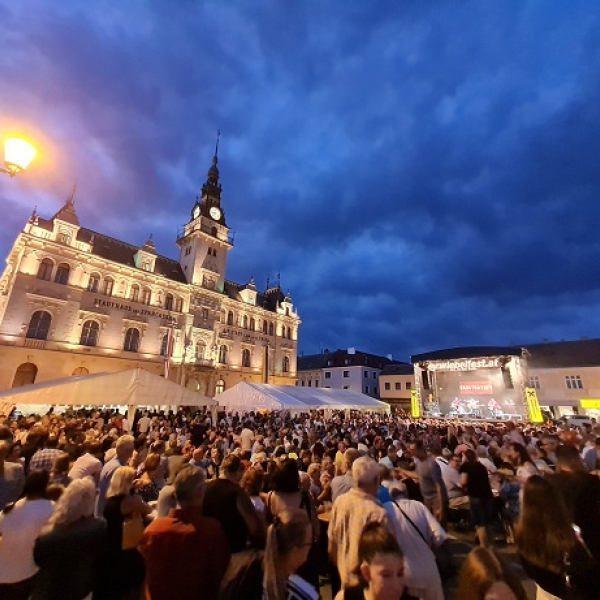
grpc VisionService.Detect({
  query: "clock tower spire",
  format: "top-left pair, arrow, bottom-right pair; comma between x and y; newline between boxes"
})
177,133 -> 232,290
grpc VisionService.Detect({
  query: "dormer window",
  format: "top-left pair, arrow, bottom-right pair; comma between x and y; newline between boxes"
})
58,230 -> 71,245
142,260 -> 152,272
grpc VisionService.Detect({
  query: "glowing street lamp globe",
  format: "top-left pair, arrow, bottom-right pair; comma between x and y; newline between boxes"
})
2,137 -> 37,177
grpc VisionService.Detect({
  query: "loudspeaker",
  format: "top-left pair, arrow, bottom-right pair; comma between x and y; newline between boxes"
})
421,370 -> 430,390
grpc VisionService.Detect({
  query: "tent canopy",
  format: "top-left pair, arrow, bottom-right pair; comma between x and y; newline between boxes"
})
0,368 -> 215,408
216,382 -> 390,413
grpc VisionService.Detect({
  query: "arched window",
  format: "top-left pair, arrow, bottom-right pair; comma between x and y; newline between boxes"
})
195,343 -> 205,360
142,288 -> 151,305
54,263 -> 70,285
26,310 -> 51,340
242,348 -> 251,368
87,273 -> 100,293
103,277 -> 114,296
269,322 -> 274,336
165,293 -> 174,311
263,321 -> 268,334
72,367 -> 89,376
288,327 -> 292,340
250,318 -> 256,331
218,345 -> 228,364
124,328 -> 140,352
159,333 -> 169,356
175,297 -> 183,312
37,258 -> 53,281
80,320 -> 99,347
282,355 -> 290,373
215,379 -> 225,395
130,285 -> 140,302
12,362 -> 37,388
242,315 -> 248,329
227,311 -> 234,326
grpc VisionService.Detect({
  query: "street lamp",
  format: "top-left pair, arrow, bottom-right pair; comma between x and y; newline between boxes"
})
1,137 -> 37,177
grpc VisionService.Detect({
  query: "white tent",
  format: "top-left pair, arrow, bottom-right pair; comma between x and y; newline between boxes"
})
0,368 -> 215,418
216,382 -> 390,413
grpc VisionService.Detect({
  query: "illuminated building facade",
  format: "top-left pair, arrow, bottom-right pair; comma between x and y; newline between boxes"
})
0,150 -> 300,396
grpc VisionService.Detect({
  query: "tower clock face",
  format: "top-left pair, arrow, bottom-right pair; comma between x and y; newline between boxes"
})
209,206 -> 222,220
192,206 -> 200,219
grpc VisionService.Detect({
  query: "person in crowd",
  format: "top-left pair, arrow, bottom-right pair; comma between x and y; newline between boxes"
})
207,446 -> 223,479
540,435 -> 560,467
156,459 -> 189,518
506,443 -> 538,483
130,435 -> 148,469
0,440 -> 25,510
551,443 -> 600,562
434,448 -> 470,510
306,462 -> 324,504
136,452 -> 162,503
403,441 -> 448,525
263,509 -> 319,600
241,420 -> 255,453
33,478 -> 107,600
29,434 -> 62,473
334,521 -> 415,600
265,458 -> 320,590
476,446 -> 498,474
147,441 -> 169,489
49,452 -> 71,487
166,441 -> 187,484
459,449 -> 495,547
101,466 -> 152,600
384,482 -> 445,600
203,453 -> 266,553
456,547 -> 527,600
516,475 -> 598,600
331,447 -> 360,502
67,441 -> 103,482
96,434 -> 135,517
242,465 -> 266,514
328,456 -> 393,588
140,466 -> 230,600
0,471 -> 54,600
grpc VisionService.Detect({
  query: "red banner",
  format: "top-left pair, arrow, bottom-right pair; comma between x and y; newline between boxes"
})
459,381 -> 493,395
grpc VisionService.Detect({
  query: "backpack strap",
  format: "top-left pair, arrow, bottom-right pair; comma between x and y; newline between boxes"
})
392,500 -> 430,548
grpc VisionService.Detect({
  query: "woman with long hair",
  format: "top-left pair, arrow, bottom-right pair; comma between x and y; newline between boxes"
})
136,452 -> 161,502
506,443 -> 538,483
456,547 -> 527,600
0,471 -> 54,600
263,508 -> 318,600
334,521 -> 414,600
33,478 -> 107,600
516,475 -> 598,600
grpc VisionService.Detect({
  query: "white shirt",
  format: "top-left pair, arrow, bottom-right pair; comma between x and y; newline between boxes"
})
68,453 -> 103,481
435,457 -> 464,499
138,416 -> 151,434
240,428 -> 255,451
0,498 -> 54,583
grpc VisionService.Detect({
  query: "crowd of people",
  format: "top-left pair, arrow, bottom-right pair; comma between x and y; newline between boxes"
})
0,406 -> 599,599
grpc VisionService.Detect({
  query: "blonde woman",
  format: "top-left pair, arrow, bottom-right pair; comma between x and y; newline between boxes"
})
102,466 -> 152,599
33,478 -> 106,600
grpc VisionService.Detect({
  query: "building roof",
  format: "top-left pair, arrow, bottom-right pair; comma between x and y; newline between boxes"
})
298,349 -> 400,371
525,339 -> 600,368
411,346 -> 524,363
380,363 -> 414,376
223,281 -> 285,312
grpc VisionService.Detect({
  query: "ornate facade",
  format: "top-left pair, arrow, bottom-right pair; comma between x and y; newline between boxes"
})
0,149 -> 300,397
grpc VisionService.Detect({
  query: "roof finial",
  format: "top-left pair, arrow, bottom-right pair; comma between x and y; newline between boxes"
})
266,276 -> 270,289
215,129 -> 220,159
277,272 -> 281,288
67,181 -> 77,205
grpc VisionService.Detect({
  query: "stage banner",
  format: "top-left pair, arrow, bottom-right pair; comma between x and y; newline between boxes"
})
525,387 -> 544,423
410,390 -> 420,418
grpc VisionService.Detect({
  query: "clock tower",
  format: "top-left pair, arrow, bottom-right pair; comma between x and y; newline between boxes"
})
177,135 -> 232,291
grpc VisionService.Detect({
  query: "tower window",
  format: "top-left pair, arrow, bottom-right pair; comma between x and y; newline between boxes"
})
87,274 -> 100,293
282,356 -> 290,373
142,288 -> 151,305
242,348 -> 251,368
37,258 -> 53,281
130,285 -> 140,302
165,293 -> 174,311
26,310 -> 52,340
54,263 -> 70,285
103,277 -> 114,296
227,311 -> 234,326
219,345 -> 228,364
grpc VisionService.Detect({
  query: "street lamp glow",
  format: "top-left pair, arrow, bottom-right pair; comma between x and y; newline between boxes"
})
2,137 -> 37,177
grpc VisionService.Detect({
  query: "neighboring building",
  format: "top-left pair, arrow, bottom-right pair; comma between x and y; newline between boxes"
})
410,339 -> 600,419
0,148 -> 300,397
297,348 -> 400,398
379,363 -> 415,411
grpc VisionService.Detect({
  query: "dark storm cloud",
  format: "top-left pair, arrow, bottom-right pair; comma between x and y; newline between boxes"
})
1,0 -> 600,361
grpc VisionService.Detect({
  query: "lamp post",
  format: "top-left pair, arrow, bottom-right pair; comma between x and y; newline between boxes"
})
1,137 -> 37,177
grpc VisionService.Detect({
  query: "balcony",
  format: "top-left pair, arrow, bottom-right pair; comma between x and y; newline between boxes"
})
23,338 -> 47,350
177,222 -> 234,245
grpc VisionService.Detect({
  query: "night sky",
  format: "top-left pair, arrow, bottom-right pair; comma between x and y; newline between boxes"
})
2,1 -> 600,362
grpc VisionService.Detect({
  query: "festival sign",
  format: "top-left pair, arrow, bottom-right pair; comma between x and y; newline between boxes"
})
410,390 -> 420,418
459,381 -> 494,395
525,387 -> 544,423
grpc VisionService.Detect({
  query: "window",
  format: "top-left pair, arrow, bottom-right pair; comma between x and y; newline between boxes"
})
374,387 -> 378,395
364,370 -> 368,378
395,382 -> 401,390
185,246 -> 191,256
242,349 -> 251,367
80,320 -> 99,347
307,380 -> 311,387
287,327 -> 292,340
123,328 -> 140,352
343,371 -> 350,378
130,285 -> 140,302
529,376 -> 541,390
142,288 -> 151,305
315,379 -> 319,388
103,277 -> 114,296
282,356 -> 290,373
242,315 -> 248,329
58,230 -> 71,244
54,263 -> 70,285
87,274 -> 100,293
165,293 -> 174,311
202,308 -> 209,320
37,258 -> 53,281
250,318 -> 255,331
175,298 -> 183,312
384,382 -> 390,390
343,385 -> 349,389
324,372 -> 331,379
566,375 -> 583,390
218,345 -> 228,364
227,311 -> 234,326
142,260 -> 152,272
12,362 -> 37,388
269,323 -> 274,336
364,386 -> 370,394
373,372 -> 377,379
26,311 -> 52,340
72,367 -> 89,376
159,333 -> 169,357
301,380 -> 305,387
196,343 -> 205,360
263,321 -> 268,334
406,382 -> 412,390
215,379 -> 225,394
